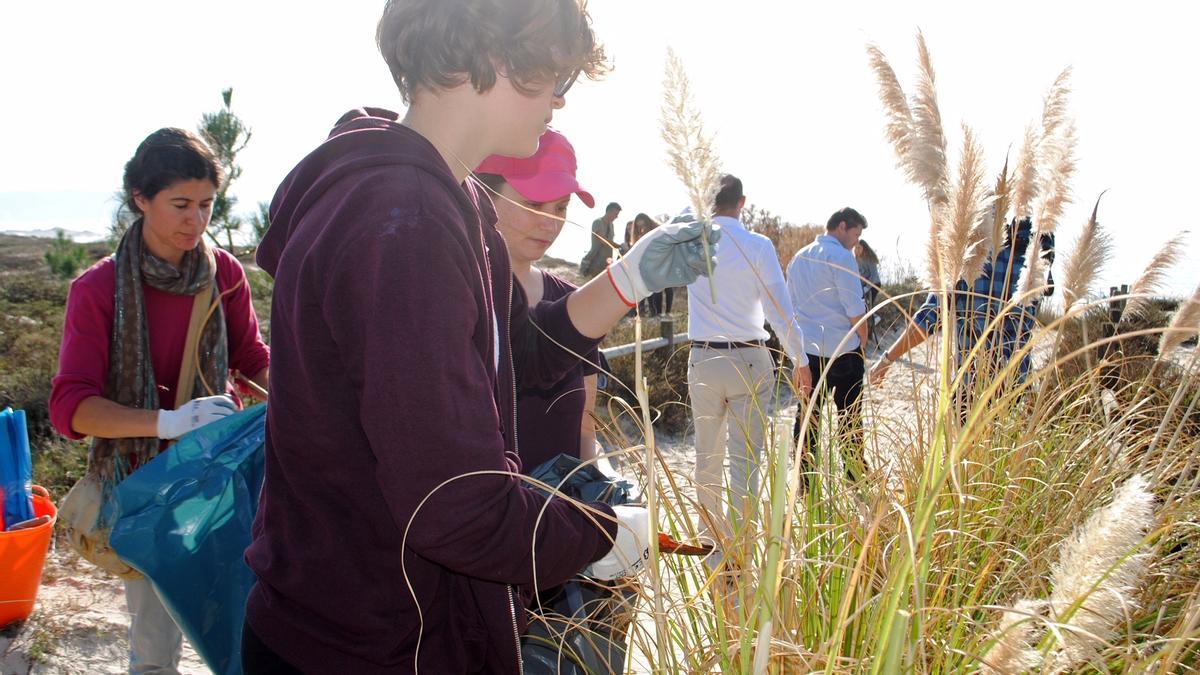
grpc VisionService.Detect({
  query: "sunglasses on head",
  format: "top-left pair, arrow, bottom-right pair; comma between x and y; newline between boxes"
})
553,69 -> 581,98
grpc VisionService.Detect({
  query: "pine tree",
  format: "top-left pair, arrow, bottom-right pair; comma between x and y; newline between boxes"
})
199,88 -> 252,251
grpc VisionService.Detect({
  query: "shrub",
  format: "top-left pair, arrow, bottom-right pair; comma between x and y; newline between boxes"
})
1,272 -> 68,305
43,230 -> 90,280
741,204 -> 822,269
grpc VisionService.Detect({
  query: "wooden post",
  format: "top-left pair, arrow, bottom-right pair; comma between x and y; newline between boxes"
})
660,317 -> 675,349
1107,286 -> 1121,331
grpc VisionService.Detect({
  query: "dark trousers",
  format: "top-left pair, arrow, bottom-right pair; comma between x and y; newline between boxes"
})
641,287 -> 674,316
793,350 -> 865,483
242,620 -> 304,674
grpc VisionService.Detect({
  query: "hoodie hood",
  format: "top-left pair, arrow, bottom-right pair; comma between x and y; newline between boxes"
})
256,107 -> 466,276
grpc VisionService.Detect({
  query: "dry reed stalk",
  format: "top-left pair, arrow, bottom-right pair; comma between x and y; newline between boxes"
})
1047,474 -> 1155,670
941,124 -> 989,285
1060,193 -> 1112,312
980,599 -> 1046,675
660,47 -> 720,302
1159,284 -> 1200,356
631,316 -> 673,671
926,208 -> 947,288
1122,233 -> 1187,322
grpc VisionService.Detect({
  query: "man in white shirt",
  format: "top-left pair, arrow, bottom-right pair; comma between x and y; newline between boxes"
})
685,175 -> 811,541
786,207 -> 869,484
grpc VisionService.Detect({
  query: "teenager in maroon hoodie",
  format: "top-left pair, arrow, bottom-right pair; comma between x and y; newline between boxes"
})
242,1 -> 719,673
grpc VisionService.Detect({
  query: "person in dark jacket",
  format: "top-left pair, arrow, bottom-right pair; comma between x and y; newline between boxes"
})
870,217 -> 1055,408
242,1 -> 719,673
476,128 -> 602,467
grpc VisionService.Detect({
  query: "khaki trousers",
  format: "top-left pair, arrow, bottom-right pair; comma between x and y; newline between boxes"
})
687,345 -> 774,540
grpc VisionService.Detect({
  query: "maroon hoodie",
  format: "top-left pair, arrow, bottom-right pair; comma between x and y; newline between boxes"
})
245,108 -> 617,674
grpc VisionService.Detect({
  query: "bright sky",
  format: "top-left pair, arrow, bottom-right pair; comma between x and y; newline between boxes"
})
2,1 -> 1196,297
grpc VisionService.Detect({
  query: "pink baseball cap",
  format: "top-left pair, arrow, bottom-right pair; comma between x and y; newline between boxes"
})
475,129 -> 595,208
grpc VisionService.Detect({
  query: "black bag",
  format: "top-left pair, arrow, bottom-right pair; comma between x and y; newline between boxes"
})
522,454 -> 637,675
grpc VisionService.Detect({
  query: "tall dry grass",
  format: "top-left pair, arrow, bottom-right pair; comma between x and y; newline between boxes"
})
559,32 -> 1200,674
448,33 -> 1200,675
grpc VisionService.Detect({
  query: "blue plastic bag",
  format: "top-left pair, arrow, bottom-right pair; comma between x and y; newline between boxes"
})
1,407 -> 35,530
522,454 -> 636,675
110,404 -> 267,675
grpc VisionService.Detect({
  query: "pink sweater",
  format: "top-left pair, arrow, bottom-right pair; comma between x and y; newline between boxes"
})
49,247 -> 270,440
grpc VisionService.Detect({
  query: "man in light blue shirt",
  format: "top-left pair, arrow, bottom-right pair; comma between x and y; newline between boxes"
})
786,207 -> 869,483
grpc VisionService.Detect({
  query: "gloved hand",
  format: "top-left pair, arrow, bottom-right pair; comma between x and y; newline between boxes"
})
156,395 -> 237,439
585,505 -> 651,580
607,220 -> 721,305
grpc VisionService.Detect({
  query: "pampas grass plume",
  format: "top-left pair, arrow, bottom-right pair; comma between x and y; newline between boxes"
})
1009,69 -> 1070,225
1033,120 -> 1078,236
987,154 -> 1012,265
660,47 -> 721,300
1060,192 -> 1112,312
909,31 -> 950,209
1039,68 -> 1073,149
867,44 -> 914,167
1047,474 -> 1155,670
1159,284 -> 1200,356
980,599 -> 1046,675
1009,125 -> 1039,223
1123,233 -> 1188,322
941,124 -> 989,285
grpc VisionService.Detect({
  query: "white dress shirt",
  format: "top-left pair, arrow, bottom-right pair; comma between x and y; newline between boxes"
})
687,216 -> 807,365
786,233 -> 868,359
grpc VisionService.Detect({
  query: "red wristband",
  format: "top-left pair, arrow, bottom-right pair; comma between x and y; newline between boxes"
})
606,267 -> 636,307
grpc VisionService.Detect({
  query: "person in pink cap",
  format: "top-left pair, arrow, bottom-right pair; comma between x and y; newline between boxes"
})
476,129 -> 602,468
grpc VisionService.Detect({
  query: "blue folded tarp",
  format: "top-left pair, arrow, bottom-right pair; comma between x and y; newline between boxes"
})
110,404 -> 267,675
1,407 -> 35,530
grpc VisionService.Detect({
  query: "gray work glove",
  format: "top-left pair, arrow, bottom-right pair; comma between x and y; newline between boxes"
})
607,220 -> 721,304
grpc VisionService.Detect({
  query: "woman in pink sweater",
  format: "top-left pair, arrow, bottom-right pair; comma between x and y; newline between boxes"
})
49,127 -> 269,673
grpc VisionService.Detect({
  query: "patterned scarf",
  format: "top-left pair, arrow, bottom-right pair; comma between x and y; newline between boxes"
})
89,218 -> 228,483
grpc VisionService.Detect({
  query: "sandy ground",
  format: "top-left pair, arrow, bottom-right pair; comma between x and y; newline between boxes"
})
3,331 -> 1194,674
1,548 -> 207,674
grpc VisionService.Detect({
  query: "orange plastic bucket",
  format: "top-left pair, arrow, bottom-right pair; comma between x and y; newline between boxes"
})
0,485 -> 57,627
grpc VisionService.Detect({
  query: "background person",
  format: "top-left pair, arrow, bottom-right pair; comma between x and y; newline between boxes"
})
632,213 -> 674,317
787,207 -> 870,484
685,174 -> 809,544
855,238 -> 882,347
580,201 -> 621,278
475,128 -> 602,466
870,217 -> 1056,410
49,127 -> 270,674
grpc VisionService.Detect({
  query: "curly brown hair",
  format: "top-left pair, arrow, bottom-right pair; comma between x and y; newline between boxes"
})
377,0 -> 608,104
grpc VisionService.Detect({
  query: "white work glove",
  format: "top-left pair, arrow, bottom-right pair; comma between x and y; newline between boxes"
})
607,220 -> 721,305
156,395 -> 237,439
585,505 -> 651,580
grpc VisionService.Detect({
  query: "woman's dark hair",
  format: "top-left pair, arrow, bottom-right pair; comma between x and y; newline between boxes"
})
632,212 -> 657,237
475,172 -> 508,195
857,238 -> 880,266
122,128 -> 222,216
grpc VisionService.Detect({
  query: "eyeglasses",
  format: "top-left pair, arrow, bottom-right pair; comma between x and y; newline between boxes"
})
553,69 -> 581,98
